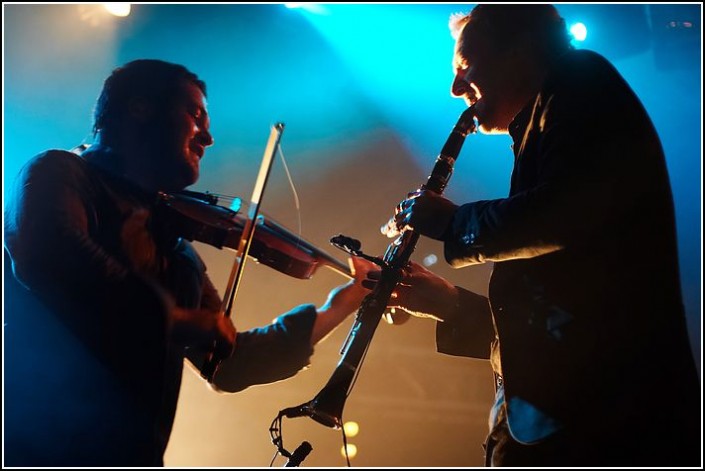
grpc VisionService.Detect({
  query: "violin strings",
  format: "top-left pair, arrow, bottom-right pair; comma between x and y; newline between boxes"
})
277,143 -> 303,243
197,192 -> 242,213
202,191 -> 234,202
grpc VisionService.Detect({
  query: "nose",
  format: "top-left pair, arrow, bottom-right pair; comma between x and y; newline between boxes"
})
197,126 -> 214,148
451,71 -> 474,99
451,75 -> 468,98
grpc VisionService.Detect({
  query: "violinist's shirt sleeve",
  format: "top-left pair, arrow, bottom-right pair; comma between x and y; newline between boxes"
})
206,305 -> 317,393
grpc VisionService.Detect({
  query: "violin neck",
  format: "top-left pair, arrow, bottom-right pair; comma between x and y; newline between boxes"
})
322,254 -> 353,280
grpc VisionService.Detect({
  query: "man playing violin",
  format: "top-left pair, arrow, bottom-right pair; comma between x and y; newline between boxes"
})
4,59 -> 372,466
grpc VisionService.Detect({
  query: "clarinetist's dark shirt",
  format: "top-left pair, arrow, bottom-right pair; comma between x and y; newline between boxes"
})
435,49 -> 699,448
4,146 -> 316,466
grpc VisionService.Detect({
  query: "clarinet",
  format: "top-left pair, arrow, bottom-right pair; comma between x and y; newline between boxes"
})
280,106 -> 477,429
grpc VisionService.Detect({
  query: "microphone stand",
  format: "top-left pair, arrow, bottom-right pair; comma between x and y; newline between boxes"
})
270,411 -> 313,467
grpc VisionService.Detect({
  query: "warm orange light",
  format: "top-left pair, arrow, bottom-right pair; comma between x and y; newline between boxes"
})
103,3 -> 131,17
343,421 -> 359,437
340,443 -> 358,459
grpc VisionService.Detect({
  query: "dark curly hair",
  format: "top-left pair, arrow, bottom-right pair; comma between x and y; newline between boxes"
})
92,59 -> 206,138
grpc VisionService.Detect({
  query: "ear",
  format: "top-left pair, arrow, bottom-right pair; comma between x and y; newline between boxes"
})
127,97 -> 154,122
506,41 -> 536,69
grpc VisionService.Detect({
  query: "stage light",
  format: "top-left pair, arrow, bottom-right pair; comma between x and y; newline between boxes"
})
285,3 -> 326,14
340,443 -> 358,459
423,253 -> 438,267
569,22 -> 588,42
343,421 -> 359,437
103,3 -> 130,18
558,5 -> 652,59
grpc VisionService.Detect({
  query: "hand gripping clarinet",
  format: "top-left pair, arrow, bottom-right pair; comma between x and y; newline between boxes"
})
270,107 -> 477,462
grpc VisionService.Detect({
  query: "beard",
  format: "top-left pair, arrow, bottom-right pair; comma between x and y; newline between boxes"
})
475,100 -> 513,135
171,155 -> 199,190
149,147 -> 200,192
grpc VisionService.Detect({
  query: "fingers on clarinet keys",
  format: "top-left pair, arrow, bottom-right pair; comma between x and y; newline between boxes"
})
381,215 -> 408,238
381,196 -> 412,238
382,307 -> 410,325
380,217 -> 396,238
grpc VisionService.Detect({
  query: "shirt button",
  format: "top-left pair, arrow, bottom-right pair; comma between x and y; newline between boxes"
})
461,233 -> 475,246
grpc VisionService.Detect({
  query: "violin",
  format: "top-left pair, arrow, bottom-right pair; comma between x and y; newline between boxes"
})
154,190 -> 352,280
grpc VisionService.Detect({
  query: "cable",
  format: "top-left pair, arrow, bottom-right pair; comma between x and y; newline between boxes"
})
277,144 -> 302,241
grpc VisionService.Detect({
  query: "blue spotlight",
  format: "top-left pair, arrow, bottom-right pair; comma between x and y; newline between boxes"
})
285,3 -> 327,14
569,22 -> 588,42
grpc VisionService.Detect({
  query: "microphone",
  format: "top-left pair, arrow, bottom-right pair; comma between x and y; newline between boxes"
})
285,441 -> 313,467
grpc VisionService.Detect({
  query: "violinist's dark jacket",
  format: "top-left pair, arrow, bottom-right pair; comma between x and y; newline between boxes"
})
4,145 -> 316,466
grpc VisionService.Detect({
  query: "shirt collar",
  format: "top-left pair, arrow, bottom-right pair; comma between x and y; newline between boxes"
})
81,144 -> 157,203
508,97 -> 536,145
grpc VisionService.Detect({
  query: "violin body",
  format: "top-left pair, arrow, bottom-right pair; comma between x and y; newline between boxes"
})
155,191 -> 351,280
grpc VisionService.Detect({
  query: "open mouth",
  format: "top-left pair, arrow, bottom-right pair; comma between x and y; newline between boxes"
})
190,144 -> 204,159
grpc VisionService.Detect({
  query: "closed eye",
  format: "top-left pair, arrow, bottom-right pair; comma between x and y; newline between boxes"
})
189,108 -> 202,120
